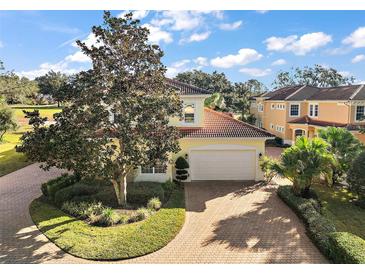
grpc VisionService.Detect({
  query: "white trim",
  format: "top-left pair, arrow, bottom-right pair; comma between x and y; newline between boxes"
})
289,102 -> 301,117
355,105 -> 365,122
181,137 -> 275,140
285,85 -> 307,100
308,103 -> 319,118
349,84 -> 365,100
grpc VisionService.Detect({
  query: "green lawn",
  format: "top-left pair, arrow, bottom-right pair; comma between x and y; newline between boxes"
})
0,105 -> 62,177
313,184 -> 365,239
30,189 -> 185,260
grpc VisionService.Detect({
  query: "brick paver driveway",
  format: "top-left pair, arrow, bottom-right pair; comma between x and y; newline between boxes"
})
0,163 -> 327,263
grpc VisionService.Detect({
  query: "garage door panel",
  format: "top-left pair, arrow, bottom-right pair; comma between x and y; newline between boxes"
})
190,150 -> 256,181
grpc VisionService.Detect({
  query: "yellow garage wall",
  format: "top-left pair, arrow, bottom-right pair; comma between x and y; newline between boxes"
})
175,138 -> 267,182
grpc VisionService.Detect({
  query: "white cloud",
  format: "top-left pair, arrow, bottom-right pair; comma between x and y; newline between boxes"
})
166,59 -> 191,78
352,54 -> 365,63
156,11 -> 202,31
343,27 -> 365,48
65,51 -> 91,63
180,31 -> 211,44
271,59 -> 287,66
17,61 -> 82,79
256,10 -> 269,14
325,47 -> 351,56
118,10 -> 150,20
239,67 -> 272,77
143,24 -> 173,44
210,48 -> 263,68
265,35 -> 297,51
72,33 -> 101,48
264,32 -> 332,55
194,57 -> 208,67
219,20 -> 242,31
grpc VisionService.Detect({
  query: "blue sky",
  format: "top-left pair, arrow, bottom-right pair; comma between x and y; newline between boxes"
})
0,10 -> 364,88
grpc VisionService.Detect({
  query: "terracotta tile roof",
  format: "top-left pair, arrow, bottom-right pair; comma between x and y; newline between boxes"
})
179,108 -> 274,138
165,78 -> 212,95
288,115 -> 348,127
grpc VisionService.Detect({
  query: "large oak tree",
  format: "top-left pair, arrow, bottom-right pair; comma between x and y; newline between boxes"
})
18,11 -> 182,206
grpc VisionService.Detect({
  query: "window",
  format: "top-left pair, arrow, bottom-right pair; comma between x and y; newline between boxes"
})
141,163 -> 167,174
258,103 -> 263,112
356,106 -> 365,121
309,104 -> 319,117
277,104 -> 285,110
257,121 -> 263,128
270,123 -> 274,129
271,103 -> 276,109
295,129 -> 306,139
184,104 -> 195,123
276,125 -> 284,133
290,104 -> 300,117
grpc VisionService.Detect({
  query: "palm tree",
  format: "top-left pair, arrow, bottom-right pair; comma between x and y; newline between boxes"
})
318,127 -> 364,186
273,136 -> 335,197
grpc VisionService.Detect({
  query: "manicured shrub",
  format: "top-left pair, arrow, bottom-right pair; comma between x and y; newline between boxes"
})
175,156 -> 189,183
61,201 -> 104,220
328,232 -> 365,264
347,151 -> 365,204
127,181 -> 164,205
43,174 -> 77,199
161,180 -> 176,199
147,197 -> 162,210
277,185 -> 336,257
118,214 -> 130,225
131,207 -> 151,222
54,183 -> 98,206
95,208 -> 118,227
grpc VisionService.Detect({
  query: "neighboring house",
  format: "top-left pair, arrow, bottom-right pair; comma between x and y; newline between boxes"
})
130,79 -> 274,183
250,84 -> 365,145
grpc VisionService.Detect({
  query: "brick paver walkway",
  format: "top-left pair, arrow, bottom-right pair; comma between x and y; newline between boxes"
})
0,163 -> 327,263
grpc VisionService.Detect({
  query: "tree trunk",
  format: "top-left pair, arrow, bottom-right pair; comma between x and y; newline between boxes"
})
111,175 -> 127,206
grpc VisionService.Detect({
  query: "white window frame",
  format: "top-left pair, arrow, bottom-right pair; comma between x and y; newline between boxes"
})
289,103 -> 300,117
355,105 -> 365,122
270,123 -> 274,129
141,163 -> 167,174
271,103 -> 276,110
258,103 -> 263,112
257,121 -> 263,128
275,125 -> 285,133
309,103 -> 319,118
183,103 -> 195,123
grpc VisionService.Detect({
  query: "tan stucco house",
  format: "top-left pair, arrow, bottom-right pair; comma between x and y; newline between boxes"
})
130,79 -> 274,183
250,84 -> 365,145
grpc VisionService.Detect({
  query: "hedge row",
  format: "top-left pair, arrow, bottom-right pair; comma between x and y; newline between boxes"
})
277,185 -> 365,264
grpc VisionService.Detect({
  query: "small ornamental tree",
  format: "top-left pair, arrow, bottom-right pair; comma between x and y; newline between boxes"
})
318,127 -> 364,185
175,156 -> 189,184
347,151 -> 365,204
0,102 -> 17,142
262,137 -> 335,197
18,11 -> 183,206
259,156 -> 277,184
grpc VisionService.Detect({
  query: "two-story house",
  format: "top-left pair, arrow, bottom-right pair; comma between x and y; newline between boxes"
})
250,84 -> 365,145
129,79 -> 273,183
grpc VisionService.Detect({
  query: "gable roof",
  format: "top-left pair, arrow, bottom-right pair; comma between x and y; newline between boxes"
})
165,78 -> 212,96
263,84 -> 365,101
179,108 -> 274,138
264,86 -> 304,100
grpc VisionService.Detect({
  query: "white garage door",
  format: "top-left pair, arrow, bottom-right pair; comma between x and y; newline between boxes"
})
190,150 -> 256,181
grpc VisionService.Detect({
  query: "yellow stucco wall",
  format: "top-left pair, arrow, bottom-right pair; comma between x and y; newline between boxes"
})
176,138 -> 266,181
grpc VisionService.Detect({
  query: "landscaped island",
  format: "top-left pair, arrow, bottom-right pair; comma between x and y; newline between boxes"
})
30,175 -> 185,260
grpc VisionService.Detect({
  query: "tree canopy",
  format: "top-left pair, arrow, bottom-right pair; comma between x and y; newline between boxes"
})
0,99 -> 17,142
175,69 -> 267,122
272,64 -> 355,89
18,11 -> 182,206
35,71 -> 69,106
